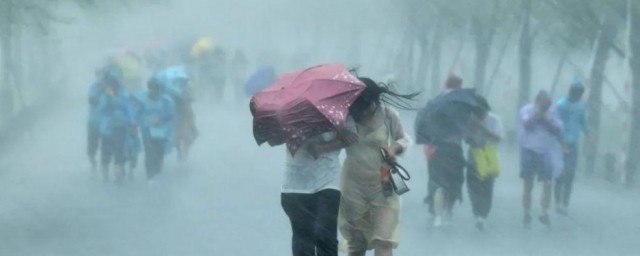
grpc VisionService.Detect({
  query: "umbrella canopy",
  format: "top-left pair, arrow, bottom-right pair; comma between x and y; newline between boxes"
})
191,36 -> 213,58
415,88 -> 484,145
244,66 -> 277,97
157,65 -> 189,98
250,64 -> 365,155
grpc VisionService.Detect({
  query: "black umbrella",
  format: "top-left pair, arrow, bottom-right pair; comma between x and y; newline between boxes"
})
415,88 -> 485,145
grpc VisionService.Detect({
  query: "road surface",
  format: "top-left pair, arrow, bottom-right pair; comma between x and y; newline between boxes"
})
1,99 -> 639,256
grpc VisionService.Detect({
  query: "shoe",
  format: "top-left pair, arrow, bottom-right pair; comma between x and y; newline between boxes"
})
539,214 -> 551,229
523,214 -> 532,229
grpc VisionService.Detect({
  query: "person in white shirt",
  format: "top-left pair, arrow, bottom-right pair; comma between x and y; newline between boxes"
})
281,130 -> 357,256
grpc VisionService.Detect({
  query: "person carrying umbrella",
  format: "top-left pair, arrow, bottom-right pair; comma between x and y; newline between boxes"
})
339,77 -> 417,256
464,96 -> 503,231
251,64 -> 365,256
519,90 -> 564,229
417,74 -> 477,227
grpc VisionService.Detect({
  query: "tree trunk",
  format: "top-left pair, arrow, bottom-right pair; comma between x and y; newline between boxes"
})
12,23 -> 23,110
518,0 -> 533,109
486,30 -> 515,96
625,2 -> 640,187
585,16 -> 617,175
472,18 -> 493,95
430,26 -> 442,96
549,47 -> 570,97
415,38 -> 430,93
0,2 -> 14,123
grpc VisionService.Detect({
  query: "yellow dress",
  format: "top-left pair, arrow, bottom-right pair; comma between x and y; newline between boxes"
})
339,107 -> 403,252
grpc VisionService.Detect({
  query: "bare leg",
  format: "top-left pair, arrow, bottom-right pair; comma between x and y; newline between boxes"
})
434,187 -> 446,226
523,179 -> 534,228
541,181 -> 552,215
523,180 -> 534,214
374,240 -> 394,256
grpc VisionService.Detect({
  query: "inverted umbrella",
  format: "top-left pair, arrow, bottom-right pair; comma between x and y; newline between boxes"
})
415,88 -> 484,145
250,64 -> 365,155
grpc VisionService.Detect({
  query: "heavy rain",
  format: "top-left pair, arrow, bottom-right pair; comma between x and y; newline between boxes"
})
0,0 -> 639,255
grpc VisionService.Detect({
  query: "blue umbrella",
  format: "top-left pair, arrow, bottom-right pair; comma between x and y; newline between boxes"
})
157,65 -> 189,98
244,66 -> 276,97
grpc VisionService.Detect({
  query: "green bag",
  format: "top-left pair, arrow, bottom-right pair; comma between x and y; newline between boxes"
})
471,145 -> 500,179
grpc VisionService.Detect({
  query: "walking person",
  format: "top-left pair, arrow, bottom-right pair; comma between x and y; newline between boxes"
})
139,77 -> 175,184
88,70 -> 105,172
424,74 -> 467,227
465,96 -> 503,231
554,79 -> 588,215
280,129 -> 357,256
519,90 -> 564,229
98,73 -> 134,184
339,77 -> 417,256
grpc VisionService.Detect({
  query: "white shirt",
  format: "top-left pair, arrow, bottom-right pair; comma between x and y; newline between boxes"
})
282,132 -> 341,194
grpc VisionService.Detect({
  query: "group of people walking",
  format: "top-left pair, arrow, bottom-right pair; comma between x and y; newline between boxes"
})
275,69 -> 589,256
86,64 -> 198,185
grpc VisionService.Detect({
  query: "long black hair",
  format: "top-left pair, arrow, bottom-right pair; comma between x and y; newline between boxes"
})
349,77 -> 420,121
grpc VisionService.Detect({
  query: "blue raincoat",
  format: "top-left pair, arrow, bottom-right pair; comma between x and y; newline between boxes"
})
97,90 -> 134,138
137,91 -> 176,154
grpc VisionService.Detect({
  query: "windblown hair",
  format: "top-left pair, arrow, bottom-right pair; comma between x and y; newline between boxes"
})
349,76 -> 420,121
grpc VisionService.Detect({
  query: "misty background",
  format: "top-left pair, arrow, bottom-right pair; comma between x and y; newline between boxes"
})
0,0 -> 639,255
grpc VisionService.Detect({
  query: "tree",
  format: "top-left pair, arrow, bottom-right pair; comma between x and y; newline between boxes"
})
625,0 -> 640,187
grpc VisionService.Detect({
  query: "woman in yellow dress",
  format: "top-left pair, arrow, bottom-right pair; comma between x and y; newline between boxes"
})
340,77 -> 417,256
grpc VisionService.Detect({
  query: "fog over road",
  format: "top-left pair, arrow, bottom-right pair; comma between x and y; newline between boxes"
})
0,99 -> 638,256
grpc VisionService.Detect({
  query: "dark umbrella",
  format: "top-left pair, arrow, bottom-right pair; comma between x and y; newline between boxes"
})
415,88 -> 484,145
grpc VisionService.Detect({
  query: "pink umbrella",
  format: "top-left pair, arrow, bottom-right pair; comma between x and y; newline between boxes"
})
250,64 -> 365,155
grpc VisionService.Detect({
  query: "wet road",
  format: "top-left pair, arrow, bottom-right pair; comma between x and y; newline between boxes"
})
1,100 -> 639,256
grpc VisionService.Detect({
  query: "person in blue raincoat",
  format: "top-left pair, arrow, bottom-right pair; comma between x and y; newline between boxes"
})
554,78 -> 589,215
159,65 -> 198,162
98,72 -> 135,184
88,70 -> 105,171
139,77 -> 176,182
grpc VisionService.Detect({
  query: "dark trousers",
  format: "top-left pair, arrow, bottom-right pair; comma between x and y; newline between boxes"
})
101,128 -> 127,168
427,142 -> 466,214
281,189 -> 341,256
87,123 -> 101,162
555,143 -> 578,206
144,138 -> 166,180
466,166 -> 494,219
